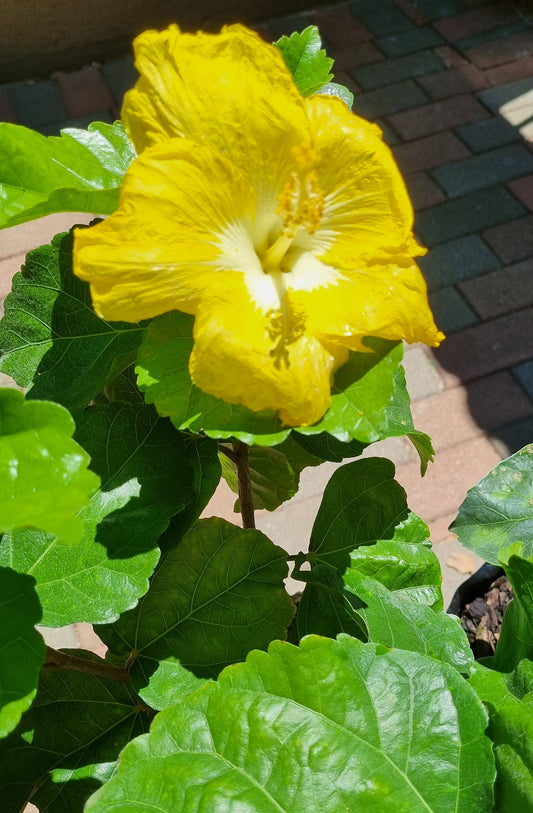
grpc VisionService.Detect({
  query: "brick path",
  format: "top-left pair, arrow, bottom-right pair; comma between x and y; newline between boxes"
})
1,0 -> 533,626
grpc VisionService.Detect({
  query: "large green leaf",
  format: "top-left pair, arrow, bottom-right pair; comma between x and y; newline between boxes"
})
275,26 -> 333,96
451,444 -> 533,564
136,311 -> 431,457
0,121 -> 134,228
96,518 -> 295,709
309,457 -> 409,571
492,554 -> 533,672
86,636 -> 495,812
0,401 -> 204,625
0,230 -> 145,413
470,660 -> 533,811
0,388 -> 99,544
0,568 -> 45,739
0,654 -> 152,813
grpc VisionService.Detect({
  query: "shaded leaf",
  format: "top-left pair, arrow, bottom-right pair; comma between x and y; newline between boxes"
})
0,229 -> 145,413
96,518 -> 295,709
0,401 -> 205,625
0,121 -> 134,229
0,388 -> 99,544
493,554 -> 533,672
296,563 -> 367,641
275,26 -> 333,96
136,312 -> 426,456
220,443 -> 301,512
0,568 -> 45,739
292,430 -> 365,461
86,636 -> 494,813
470,660 -> 533,811
0,654 -> 152,813
451,444 -> 533,564
309,457 -> 409,571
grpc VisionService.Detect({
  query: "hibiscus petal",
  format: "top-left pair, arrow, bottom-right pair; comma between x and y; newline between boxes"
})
289,254 -> 445,351
306,94 -> 423,265
73,139 -> 257,322
189,278 -> 348,427
123,24 -> 310,217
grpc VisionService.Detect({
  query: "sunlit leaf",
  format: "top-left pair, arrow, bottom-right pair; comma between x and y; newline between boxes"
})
86,636 -> 495,812
0,402 -> 208,625
0,121 -> 134,228
0,388 -> 98,544
451,444 -> 533,564
275,26 -> 333,96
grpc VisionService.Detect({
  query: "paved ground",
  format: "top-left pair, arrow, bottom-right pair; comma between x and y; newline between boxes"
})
1,0 -> 533,652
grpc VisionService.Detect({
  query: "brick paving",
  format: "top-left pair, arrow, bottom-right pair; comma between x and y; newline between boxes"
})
1,0 -> 533,627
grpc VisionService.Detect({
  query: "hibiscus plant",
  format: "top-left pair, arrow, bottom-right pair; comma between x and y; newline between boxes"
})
0,24 -> 532,812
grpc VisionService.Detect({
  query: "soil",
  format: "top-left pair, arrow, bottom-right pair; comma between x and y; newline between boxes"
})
460,575 -> 514,659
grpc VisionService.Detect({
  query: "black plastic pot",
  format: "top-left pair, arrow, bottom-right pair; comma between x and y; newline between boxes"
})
447,563 -> 505,617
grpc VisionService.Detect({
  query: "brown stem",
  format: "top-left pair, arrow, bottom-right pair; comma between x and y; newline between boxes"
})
44,646 -> 130,683
232,440 -> 255,529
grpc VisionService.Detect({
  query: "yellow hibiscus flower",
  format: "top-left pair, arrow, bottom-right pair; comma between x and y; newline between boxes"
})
73,24 -> 444,427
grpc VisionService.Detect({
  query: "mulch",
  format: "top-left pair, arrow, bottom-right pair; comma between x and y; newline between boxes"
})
460,575 -> 514,659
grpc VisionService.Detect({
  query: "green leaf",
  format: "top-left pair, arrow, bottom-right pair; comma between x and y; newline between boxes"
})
86,636 -> 495,813
296,563 -> 367,640
220,443 -> 301,512
0,229 -> 145,413
0,121 -> 134,228
309,457 -> 409,571
348,512 -> 443,610
470,661 -> 533,811
137,312 -> 428,456
342,571 -> 473,672
0,388 -> 99,544
317,81 -> 354,108
297,513 -> 444,641
0,401 -> 204,625
0,567 -> 45,739
96,518 -> 295,709
0,654 -> 152,813
451,444 -> 533,564
275,26 -> 334,96
291,430 -> 366,462
492,554 -> 533,672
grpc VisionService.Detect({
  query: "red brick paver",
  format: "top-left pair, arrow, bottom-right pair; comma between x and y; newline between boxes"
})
483,214 -> 533,263
433,5 -> 521,42
393,130 -> 471,174
388,94 -> 490,140
459,260 -> 533,319
416,64 -> 487,100
433,308 -> 533,386
466,30 -> 533,70
56,67 -> 115,117
507,174 -> 533,210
